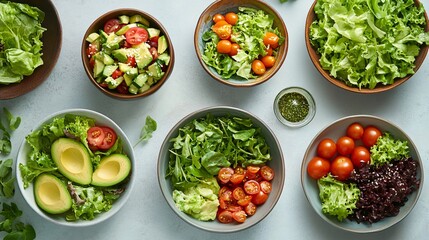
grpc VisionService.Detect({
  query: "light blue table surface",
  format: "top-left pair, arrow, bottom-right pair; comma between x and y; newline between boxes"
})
2,0 -> 428,239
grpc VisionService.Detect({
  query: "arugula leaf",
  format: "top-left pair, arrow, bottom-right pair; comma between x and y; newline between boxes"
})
0,159 -> 14,198
134,116 -> 157,147
3,108 -> 21,131
0,203 -> 35,240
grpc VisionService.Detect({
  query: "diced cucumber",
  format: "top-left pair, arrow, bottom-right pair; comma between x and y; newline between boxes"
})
116,23 -> 137,35
99,30 -> 109,41
132,73 -> 148,87
147,28 -> 160,38
130,14 -> 150,26
93,59 -> 105,78
106,76 -> 124,89
128,84 -> 139,94
119,15 -> 130,24
138,84 -> 151,93
86,33 -> 100,43
157,35 -> 168,54
103,33 -> 125,50
147,62 -> 163,80
132,44 -> 152,69
126,67 -> 138,77
124,73 -> 134,86
157,53 -> 170,66
118,62 -> 132,72
112,48 -> 129,62
103,65 -> 118,77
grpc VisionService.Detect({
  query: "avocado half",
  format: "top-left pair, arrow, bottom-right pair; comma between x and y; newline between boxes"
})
51,138 -> 93,185
92,154 -> 131,187
34,174 -> 72,214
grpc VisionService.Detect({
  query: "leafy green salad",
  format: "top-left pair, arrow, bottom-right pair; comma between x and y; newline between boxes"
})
0,1 -> 46,85
310,0 -> 429,89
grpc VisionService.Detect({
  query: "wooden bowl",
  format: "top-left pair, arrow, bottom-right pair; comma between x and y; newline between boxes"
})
305,0 -> 429,94
81,9 -> 174,100
194,0 -> 288,87
0,0 -> 62,99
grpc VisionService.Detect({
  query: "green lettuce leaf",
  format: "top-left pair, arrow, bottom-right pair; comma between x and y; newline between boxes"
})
370,132 -> 410,167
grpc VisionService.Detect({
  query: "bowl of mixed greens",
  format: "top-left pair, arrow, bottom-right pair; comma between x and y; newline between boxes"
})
16,109 -> 135,226
158,106 -> 285,232
305,0 -> 429,93
81,8 -> 174,100
194,0 -> 288,87
0,0 -> 62,99
301,115 -> 423,233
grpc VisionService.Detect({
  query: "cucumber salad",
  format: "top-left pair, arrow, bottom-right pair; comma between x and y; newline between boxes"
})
307,122 -> 420,223
85,14 -> 170,94
19,114 -> 131,221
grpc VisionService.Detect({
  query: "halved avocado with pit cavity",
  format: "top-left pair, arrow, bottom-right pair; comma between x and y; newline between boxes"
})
92,154 -> 131,187
34,174 -> 72,214
51,138 -> 93,185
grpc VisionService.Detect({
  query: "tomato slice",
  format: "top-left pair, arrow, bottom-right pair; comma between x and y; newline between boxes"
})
237,195 -> 252,207
230,173 -> 245,185
126,56 -> 137,67
252,191 -> 268,205
111,69 -> 123,79
87,127 -> 105,148
260,166 -> 274,181
104,19 -> 121,34
245,202 -> 257,216
243,180 -> 260,195
247,166 -> 260,174
232,210 -> 247,223
260,181 -> 272,194
98,126 -> 117,150
217,210 -> 233,223
86,43 -> 98,58
125,27 -> 148,45
220,189 -> 233,202
232,187 -> 246,201
218,167 -> 234,184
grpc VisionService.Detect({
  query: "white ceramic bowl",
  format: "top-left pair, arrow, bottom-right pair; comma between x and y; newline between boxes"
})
301,115 -> 423,233
16,109 -> 136,227
157,106 -> 285,232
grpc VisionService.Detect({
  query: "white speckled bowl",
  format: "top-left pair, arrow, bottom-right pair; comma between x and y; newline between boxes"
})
16,109 -> 136,227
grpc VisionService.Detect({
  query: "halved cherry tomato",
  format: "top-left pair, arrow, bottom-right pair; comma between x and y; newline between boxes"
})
212,20 -> 232,39
336,136 -> 355,156
217,39 -> 232,54
307,156 -> 330,180
126,56 -> 137,67
351,146 -> 371,168
220,189 -> 233,202
317,138 -> 337,159
237,195 -> 252,207
86,44 -> 98,58
98,126 -> 117,150
247,166 -> 260,174
230,173 -> 245,185
218,210 -> 233,223
245,202 -> 257,216
263,32 -> 279,49
225,12 -> 238,25
244,180 -> 260,195
260,166 -> 274,181
219,198 -> 228,210
265,46 -> 273,56
331,156 -> 354,181
234,167 -> 245,175
232,210 -> 247,223
125,27 -> 148,45
218,167 -> 234,184
252,191 -> 268,205
260,181 -> 272,194
87,127 -> 105,148
229,43 -> 240,56
232,187 -> 246,200
104,19 -> 121,34
251,59 -> 266,75
212,13 -> 225,23
261,55 -> 276,68
362,126 -> 382,147
346,122 -> 364,140
227,205 -> 242,213
111,69 -> 123,79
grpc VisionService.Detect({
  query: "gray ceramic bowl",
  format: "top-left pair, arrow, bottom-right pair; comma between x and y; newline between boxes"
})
158,106 -> 285,232
16,109 -> 136,227
301,115 -> 423,233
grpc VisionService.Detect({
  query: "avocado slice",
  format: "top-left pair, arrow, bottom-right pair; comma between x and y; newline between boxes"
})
92,154 -> 131,187
51,138 -> 93,185
34,174 -> 72,214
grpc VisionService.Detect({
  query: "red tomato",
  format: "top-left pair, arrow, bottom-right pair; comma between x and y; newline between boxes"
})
234,166 -> 245,175
217,39 -> 232,54
148,36 -> 159,48
261,55 -> 276,68
212,13 -> 225,23
265,46 -> 273,56
317,138 -> 337,159
232,210 -> 247,223
149,47 -> 158,60
307,156 -> 330,180
331,156 -> 354,181
246,166 -> 260,174
263,32 -> 279,49
243,180 -> 260,195
126,56 -> 137,67
232,187 -> 246,200
86,44 -> 98,58
111,69 -> 123,79
104,19 -> 121,34
218,167 -> 234,184
351,146 -> 371,168
220,189 -> 233,202
217,210 -> 233,223
229,43 -> 240,56
336,136 -> 355,156
260,166 -> 274,181
252,191 -> 268,205
260,181 -> 272,194
89,57 -> 95,67
230,173 -> 245,185
237,195 -> 252,207
125,27 -> 148,45
251,60 -> 266,75
98,127 -> 117,150
226,205 -> 242,212
225,12 -> 238,25
245,202 -> 257,216
346,122 -> 364,140
362,126 -> 382,147
87,127 -> 105,148
212,20 -> 232,39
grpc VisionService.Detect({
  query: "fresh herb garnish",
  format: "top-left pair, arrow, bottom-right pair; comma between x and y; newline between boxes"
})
0,108 -> 21,155
0,203 -> 36,240
0,159 -> 14,198
134,116 -> 157,147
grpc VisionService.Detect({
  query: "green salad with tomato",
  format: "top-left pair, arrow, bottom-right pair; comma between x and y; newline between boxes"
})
19,114 -> 131,221
85,14 -> 170,94
201,7 -> 284,79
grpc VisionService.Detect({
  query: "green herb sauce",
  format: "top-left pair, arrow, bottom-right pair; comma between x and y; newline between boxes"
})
278,92 -> 309,122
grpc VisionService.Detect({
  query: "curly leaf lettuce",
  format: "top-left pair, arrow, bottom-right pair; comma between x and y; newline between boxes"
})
310,0 -> 429,89
370,132 -> 410,167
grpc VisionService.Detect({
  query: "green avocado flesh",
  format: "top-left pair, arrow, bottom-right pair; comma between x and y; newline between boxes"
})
92,153 -> 131,187
34,174 -> 72,214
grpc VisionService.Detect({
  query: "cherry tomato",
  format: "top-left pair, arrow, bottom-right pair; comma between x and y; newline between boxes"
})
346,122 -> 364,140
86,44 -> 98,58
212,13 -> 225,23
229,43 -> 240,56
263,32 -> 279,49
245,202 -> 257,216
232,210 -> 247,223
89,57 -> 95,67
212,20 -> 232,39
218,167 -> 234,184
149,47 -> 158,60
217,39 -> 232,54
351,146 -> 371,168
307,156 -> 330,180
317,138 -> 337,159
246,166 -> 260,174
148,36 -> 159,48
226,205 -> 242,212
87,127 -> 105,148
111,69 -> 123,79
104,18 -> 121,34
218,210 -> 233,223
261,55 -> 276,68
265,46 -> 273,56
244,180 -> 260,195
230,173 -> 245,185
260,181 -> 272,194
220,189 -> 233,202
362,126 -> 382,147
125,27 -> 148,45
234,166 -> 245,175
260,166 -> 274,181
126,56 -> 137,67
331,156 -> 354,181
252,191 -> 268,205
232,187 -> 246,200
336,136 -> 355,156
225,12 -> 238,25
237,195 -> 252,207
98,127 -> 117,150
251,60 -> 266,75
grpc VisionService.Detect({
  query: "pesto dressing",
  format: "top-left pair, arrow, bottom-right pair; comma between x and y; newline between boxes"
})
277,92 -> 309,122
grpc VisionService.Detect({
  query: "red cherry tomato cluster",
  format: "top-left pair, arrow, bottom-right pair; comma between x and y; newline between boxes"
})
307,122 -> 382,181
87,126 -> 118,151
216,165 -> 274,224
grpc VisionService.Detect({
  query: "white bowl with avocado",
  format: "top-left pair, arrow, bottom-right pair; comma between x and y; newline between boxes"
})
16,109 -> 135,227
